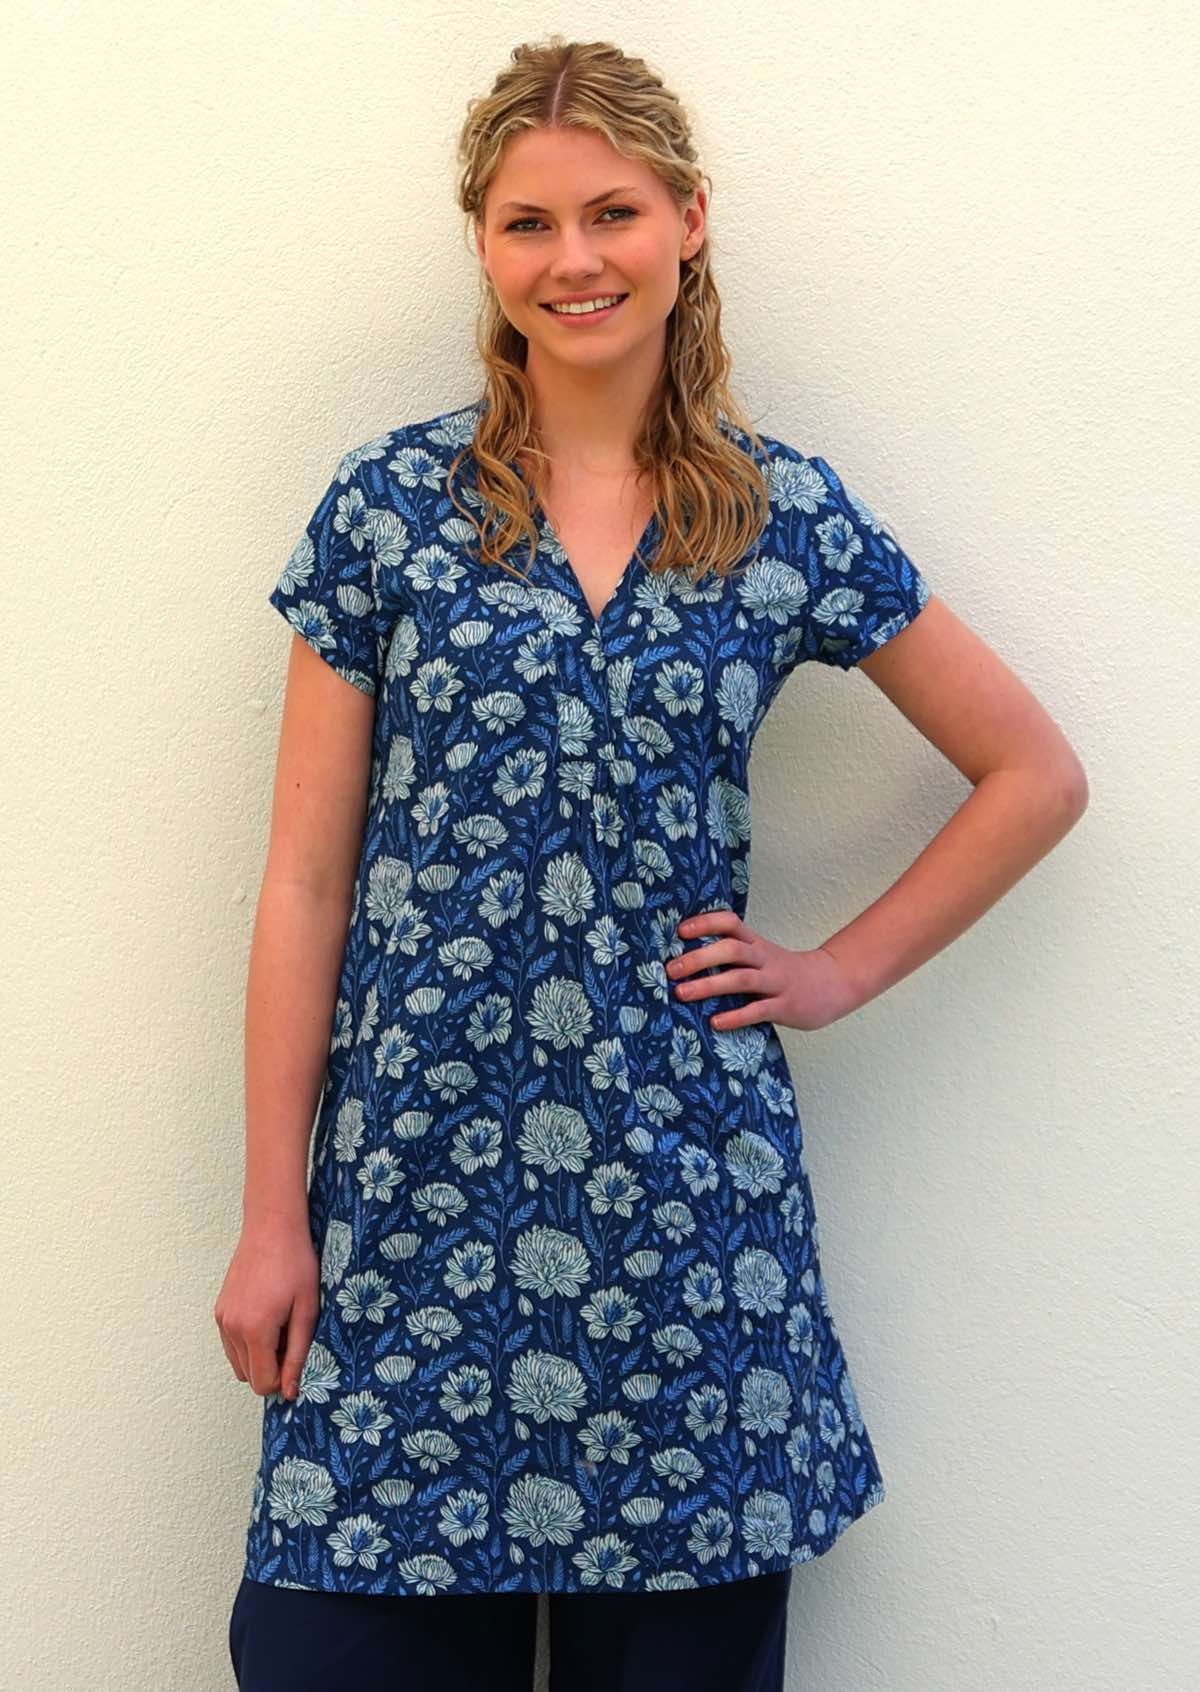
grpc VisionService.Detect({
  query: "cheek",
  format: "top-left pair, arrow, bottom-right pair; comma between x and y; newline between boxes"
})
628,236 -> 682,291
516,258 -> 553,300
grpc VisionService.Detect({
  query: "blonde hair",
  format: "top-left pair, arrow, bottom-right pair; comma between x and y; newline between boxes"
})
446,35 -> 772,591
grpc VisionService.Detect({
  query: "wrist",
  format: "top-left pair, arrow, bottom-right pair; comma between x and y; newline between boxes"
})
241,1196 -> 310,1234
816,941 -> 877,1019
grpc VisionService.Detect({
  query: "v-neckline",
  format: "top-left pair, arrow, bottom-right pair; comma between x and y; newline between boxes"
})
536,501 -> 660,632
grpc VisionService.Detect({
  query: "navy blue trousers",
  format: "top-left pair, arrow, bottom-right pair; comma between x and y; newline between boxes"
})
229,1567 -> 792,1691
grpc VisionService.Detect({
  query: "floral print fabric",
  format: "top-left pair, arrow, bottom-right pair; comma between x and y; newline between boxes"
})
241,401 -> 932,1595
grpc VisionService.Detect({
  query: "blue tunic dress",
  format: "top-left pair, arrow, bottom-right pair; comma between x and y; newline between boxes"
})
241,400 -> 932,1596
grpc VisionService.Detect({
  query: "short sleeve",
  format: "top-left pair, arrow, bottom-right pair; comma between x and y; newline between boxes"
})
268,455 -> 386,697
778,452 -> 933,672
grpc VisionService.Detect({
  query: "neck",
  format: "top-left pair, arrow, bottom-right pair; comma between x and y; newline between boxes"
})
524,329 -> 666,474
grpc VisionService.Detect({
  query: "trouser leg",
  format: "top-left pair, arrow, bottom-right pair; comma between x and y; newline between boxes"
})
227,1573 -> 538,1691
547,1567 -> 792,1692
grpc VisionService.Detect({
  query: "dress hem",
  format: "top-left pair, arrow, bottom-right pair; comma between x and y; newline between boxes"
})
239,1482 -> 886,1599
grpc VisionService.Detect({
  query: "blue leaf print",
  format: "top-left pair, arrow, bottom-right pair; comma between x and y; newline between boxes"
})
241,404 -> 922,1596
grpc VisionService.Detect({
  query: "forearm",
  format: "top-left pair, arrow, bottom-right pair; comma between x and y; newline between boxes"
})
820,764 -> 1088,1014
242,874 -> 355,1230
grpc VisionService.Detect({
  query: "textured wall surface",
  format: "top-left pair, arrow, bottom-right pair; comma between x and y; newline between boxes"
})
2,1 -> 1196,1688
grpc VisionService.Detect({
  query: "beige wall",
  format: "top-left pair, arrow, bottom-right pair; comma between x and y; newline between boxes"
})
2,2 -> 1196,1687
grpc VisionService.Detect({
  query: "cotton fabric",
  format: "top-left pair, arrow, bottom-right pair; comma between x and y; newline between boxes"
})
240,400 -> 931,1597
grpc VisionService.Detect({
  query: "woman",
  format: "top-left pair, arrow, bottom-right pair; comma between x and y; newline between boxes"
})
215,35 -> 1088,1691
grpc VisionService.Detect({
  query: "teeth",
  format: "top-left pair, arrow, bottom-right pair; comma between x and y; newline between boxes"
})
548,294 -> 624,315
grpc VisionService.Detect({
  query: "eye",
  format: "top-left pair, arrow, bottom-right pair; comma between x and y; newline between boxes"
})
504,206 -> 638,233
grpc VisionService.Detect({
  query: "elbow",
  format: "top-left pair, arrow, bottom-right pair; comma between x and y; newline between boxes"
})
1061,755 -> 1090,820
1050,754 -> 1089,834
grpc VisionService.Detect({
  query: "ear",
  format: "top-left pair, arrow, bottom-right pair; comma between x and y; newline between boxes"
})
681,189 -> 707,260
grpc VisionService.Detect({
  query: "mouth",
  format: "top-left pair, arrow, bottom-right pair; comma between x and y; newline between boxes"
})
539,293 -> 630,323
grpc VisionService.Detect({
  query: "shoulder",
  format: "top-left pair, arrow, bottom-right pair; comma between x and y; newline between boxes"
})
719,421 -> 831,509
330,400 -> 483,488
738,428 -> 905,543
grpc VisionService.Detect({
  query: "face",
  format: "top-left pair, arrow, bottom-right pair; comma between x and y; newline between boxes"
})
475,125 -> 707,369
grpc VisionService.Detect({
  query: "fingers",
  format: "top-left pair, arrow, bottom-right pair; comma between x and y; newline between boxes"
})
213,1239 -> 321,1401
665,928 -> 776,1029
701,997 -> 781,1031
677,909 -> 746,941
671,964 -> 764,1001
666,936 -> 755,981
279,1298 -> 319,1401
215,1318 -> 249,1384
246,1329 -> 286,1399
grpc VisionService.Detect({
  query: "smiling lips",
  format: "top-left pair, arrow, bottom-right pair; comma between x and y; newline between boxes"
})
541,292 -> 629,317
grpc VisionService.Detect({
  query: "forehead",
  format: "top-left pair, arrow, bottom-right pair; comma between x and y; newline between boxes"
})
485,126 -> 665,213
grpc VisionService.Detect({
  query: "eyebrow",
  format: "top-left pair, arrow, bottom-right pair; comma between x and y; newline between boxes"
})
494,185 -> 645,216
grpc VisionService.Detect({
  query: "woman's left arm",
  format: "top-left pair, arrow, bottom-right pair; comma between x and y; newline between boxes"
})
815,592 -> 1089,1014
668,594 -> 1089,1028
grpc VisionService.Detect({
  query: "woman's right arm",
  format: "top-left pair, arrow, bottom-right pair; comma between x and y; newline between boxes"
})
214,633 -> 376,1402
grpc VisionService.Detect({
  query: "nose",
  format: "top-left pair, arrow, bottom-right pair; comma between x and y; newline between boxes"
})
547,226 -> 606,281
